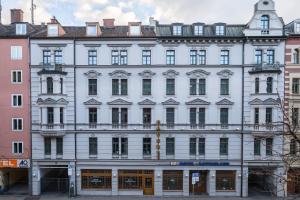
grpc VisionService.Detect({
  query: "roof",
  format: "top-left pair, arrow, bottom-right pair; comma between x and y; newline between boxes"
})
0,23 -> 42,37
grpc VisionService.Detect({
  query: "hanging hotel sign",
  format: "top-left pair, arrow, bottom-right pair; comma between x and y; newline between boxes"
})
170,161 -> 230,167
0,159 -> 30,168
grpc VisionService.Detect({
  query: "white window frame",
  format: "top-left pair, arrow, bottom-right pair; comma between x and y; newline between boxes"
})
12,118 -> 23,131
11,94 -> 23,107
194,25 -> 203,35
11,70 -> 22,84
129,25 -> 141,36
11,46 -> 22,60
48,24 -> 59,36
173,25 -> 182,36
12,141 -> 23,154
86,25 -> 97,36
296,23 -> 300,33
16,24 -> 27,35
216,25 -> 225,36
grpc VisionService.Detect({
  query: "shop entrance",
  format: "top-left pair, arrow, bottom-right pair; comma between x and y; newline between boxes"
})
40,168 -> 69,194
189,170 -> 207,195
0,168 -> 28,194
287,169 -> 300,195
143,170 -> 154,195
248,168 -> 275,196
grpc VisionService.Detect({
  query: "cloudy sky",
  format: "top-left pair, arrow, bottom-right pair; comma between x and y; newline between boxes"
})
1,0 -> 299,25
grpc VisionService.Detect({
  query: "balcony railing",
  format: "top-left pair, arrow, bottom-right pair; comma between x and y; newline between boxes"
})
248,63 -> 282,74
245,123 -> 282,132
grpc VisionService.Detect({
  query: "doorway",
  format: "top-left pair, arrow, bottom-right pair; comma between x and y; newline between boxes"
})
189,170 -> 207,195
41,168 -> 69,194
143,170 -> 154,195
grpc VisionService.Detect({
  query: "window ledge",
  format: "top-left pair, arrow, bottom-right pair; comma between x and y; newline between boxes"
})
89,155 -> 98,159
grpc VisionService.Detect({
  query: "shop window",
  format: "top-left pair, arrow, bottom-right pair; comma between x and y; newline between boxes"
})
81,169 -> 112,189
163,170 -> 183,191
216,171 -> 236,191
118,170 -> 143,190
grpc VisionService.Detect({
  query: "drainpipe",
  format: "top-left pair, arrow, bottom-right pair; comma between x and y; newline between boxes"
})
28,35 -> 33,196
241,39 -> 245,197
73,38 -> 77,196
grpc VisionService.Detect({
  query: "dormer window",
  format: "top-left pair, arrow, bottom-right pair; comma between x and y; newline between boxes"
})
16,24 -> 26,35
87,25 -> 97,36
194,25 -> 203,35
129,25 -> 141,36
48,24 -> 59,36
296,23 -> 300,33
216,25 -> 225,36
261,15 -> 269,32
173,25 -> 182,36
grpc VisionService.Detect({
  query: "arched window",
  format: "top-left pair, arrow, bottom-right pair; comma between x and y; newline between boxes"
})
47,77 -> 53,94
293,49 -> 299,64
261,15 -> 269,30
266,77 -> 273,93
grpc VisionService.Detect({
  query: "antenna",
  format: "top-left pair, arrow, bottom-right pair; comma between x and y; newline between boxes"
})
31,0 -> 36,24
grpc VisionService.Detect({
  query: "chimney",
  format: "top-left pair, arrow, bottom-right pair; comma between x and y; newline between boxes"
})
103,19 -> 115,28
50,16 -> 59,24
11,9 -> 23,23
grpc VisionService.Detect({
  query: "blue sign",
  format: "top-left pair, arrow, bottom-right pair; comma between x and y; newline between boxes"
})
171,161 -> 230,166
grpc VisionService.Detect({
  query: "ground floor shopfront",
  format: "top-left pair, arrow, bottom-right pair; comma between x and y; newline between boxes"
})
287,168 -> 300,195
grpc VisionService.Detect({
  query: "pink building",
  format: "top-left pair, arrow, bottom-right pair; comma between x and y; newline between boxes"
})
0,9 -> 35,194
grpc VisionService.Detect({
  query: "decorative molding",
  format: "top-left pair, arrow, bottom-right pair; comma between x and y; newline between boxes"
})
84,98 -> 102,105
109,70 -> 131,78
107,44 -> 132,47
249,98 -> 280,105
217,69 -> 234,78
138,70 -> 156,78
186,69 -> 210,78
162,98 -> 180,105
138,99 -> 156,105
186,98 -> 211,105
37,98 -> 69,105
138,43 -> 156,47
84,70 -> 101,78
216,98 -> 234,105
83,44 -> 102,47
107,98 -> 133,105
38,44 -> 67,47
163,70 -> 179,78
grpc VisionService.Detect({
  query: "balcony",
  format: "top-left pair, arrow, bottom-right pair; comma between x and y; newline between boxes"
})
245,123 -> 282,132
37,64 -> 68,75
32,123 -> 74,136
248,63 -> 282,74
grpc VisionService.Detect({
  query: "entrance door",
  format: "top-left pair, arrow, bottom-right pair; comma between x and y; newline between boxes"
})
189,171 -> 207,195
143,171 -> 154,195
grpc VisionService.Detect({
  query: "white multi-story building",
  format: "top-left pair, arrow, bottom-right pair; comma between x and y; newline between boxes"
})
30,0 -> 286,197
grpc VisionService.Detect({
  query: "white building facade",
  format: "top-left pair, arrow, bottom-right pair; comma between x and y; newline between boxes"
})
30,0 -> 286,197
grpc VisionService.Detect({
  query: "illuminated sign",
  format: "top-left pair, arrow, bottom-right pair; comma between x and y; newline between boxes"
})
170,161 -> 230,166
0,159 -> 30,168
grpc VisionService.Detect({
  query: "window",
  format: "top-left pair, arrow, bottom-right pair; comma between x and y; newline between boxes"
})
216,171 -> 235,191
112,138 -> 119,156
11,46 -> 22,60
255,50 -> 263,65
166,78 -> 175,95
54,50 -> 62,64
43,50 -> 51,65
121,108 -> 128,127
190,50 -> 197,65
220,79 -> 229,95
88,50 -> 97,65
112,108 -> 128,128
220,108 -> 229,128
190,108 -> 197,128
121,138 -> 128,156
86,25 -> 97,36
166,108 -> 175,128
266,138 -> 273,156
60,108 -> 64,124
130,25 -> 141,36
254,108 -> 259,125
142,50 -> 151,65
294,49 -> 300,64
254,138 -> 261,156
166,50 -> 175,65
89,137 -> 98,155
56,138 -> 63,156
267,50 -> 275,65
118,170 -> 143,190
173,25 -> 182,35
48,24 -> 58,36
220,50 -> 229,65
142,79 -> 151,95
88,79 -> 97,95
60,78 -> 63,94
163,170 -> 183,191
296,23 -> 300,33
12,118 -> 23,131
190,79 -> 206,95
47,77 -> 53,94
255,78 -> 260,94
290,139 -> 297,155
261,15 -> 269,30
143,138 -> 151,156
44,138 -> 51,155
199,108 -> 205,128
199,79 -> 206,95
81,169 -> 112,189
216,25 -> 225,35
166,137 -> 175,156
12,142 -> 23,154
12,70 -> 22,83
16,24 -> 26,35
266,77 -> 273,93
194,25 -> 203,35
266,108 -> 273,124
220,138 -> 228,155
143,108 -> 151,128
190,79 -> 197,95
12,94 -> 22,107
89,108 -> 97,127
47,107 -> 54,124
199,50 -> 206,65
112,79 -> 127,95
112,50 -> 119,65
190,138 -> 196,155
292,78 -> 299,94
198,138 -> 205,155
292,108 -> 299,127
120,50 -> 128,65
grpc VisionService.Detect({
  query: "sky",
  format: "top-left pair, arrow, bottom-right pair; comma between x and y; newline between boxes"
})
1,0 -> 299,26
